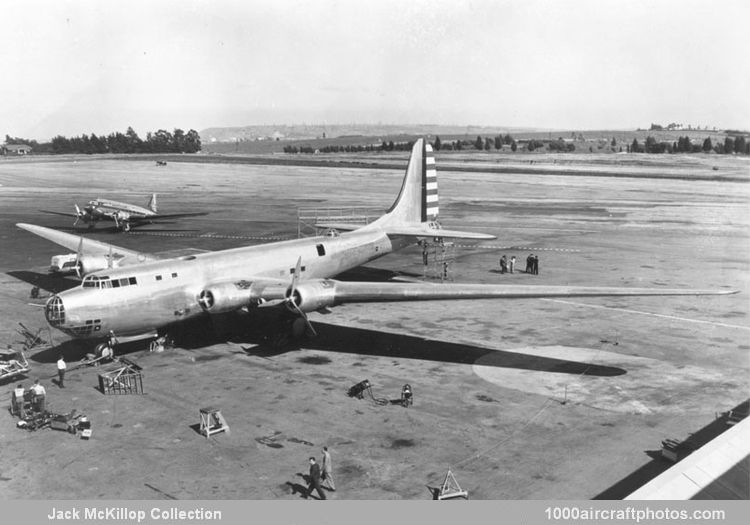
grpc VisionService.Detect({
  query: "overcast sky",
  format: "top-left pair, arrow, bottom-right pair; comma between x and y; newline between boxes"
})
1,0 -> 748,140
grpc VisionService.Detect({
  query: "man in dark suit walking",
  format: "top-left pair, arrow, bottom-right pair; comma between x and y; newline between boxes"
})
306,457 -> 327,500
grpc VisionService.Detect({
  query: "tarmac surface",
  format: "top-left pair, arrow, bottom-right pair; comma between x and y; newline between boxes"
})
0,152 -> 748,499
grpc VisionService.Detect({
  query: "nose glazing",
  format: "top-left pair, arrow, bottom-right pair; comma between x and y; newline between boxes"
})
45,295 -> 65,326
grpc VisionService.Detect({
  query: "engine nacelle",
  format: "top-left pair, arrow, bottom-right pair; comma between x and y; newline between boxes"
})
49,253 -> 78,274
199,280 -> 289,314
77,255 -> 111,276
286,280 -> 338,313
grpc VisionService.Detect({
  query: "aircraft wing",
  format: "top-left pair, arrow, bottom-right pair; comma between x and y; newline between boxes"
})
16,223 -> 156,261
39,209 -> 78,219
289,279 -> 737,310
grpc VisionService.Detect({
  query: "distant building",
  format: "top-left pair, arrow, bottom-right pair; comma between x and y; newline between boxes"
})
2,144 -> 32,156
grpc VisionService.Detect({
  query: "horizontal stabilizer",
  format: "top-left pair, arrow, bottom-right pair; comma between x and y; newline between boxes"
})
315,222 -> 494,239
378,225 -> 495,240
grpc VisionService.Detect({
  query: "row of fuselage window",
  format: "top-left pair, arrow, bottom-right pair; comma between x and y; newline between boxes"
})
82,272 -> 179,289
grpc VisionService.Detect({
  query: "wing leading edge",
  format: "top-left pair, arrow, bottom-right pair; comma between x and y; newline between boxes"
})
288,279 -> 738,312
16,223 -> 154,261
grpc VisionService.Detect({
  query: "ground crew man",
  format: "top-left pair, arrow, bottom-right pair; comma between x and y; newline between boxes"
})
12,384 -> 26,418
57,355 -> 66,388
30,379 -> 46,413
306,457 -> 326,500
321,446 -> 336,491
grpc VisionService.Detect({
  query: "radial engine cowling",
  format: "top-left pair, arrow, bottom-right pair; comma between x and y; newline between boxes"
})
286,280 -> 338,313
198,281 -> 262,314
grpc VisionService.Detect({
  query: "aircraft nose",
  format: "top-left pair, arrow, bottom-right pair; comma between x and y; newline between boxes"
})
45,295 -> 66,327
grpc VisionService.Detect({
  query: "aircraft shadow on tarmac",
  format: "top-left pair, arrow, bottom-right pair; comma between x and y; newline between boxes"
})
267,321 -> 625,376
7,270 -> 80,294
208,309 -> 625,377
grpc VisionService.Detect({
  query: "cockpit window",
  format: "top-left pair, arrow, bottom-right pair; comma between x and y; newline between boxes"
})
82,275 -> 138,289
83,275 -> 99,288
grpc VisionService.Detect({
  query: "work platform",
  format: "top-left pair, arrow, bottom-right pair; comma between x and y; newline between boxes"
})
297,206 -> 383,238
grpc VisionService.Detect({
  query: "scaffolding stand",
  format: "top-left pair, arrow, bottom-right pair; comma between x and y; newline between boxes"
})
200,407 -> 230,438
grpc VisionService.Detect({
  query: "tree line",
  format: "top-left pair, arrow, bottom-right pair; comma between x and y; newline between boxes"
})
4,127 -> 201,154
630,135 -> 748,154
281,133 -> 748,156
284,135 -> 522,154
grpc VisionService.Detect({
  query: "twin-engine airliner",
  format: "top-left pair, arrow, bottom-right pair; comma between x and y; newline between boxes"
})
18,139 -> 736,347
41,193 -> 207,232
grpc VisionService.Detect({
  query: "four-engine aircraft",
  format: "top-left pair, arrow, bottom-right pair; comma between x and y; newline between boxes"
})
40,193 -> 207,232
18,139 -> 736,349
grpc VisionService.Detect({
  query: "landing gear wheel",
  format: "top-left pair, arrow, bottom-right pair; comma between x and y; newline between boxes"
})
94,343 -> 114,361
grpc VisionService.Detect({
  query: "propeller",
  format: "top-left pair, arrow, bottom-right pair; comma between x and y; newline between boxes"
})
73,204 -> 83,226
74,236 -> 84,278
285,257 -> 317,337
107,244 -> 113,269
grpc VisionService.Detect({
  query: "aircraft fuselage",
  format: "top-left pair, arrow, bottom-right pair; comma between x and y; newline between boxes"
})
45,229 -> 397,339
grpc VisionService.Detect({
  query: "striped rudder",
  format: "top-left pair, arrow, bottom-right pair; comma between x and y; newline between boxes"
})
423,143 -> 438,221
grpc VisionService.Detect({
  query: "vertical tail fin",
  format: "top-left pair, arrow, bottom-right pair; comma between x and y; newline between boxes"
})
368,138 -> 495,240
382,138 -> 438,225
147,193 -> 158,213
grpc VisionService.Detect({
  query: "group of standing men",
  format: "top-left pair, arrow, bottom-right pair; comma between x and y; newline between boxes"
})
499,254 -> 539,275
499,255 -> 516,274
11,379 -> 46,418
306,446 -> 335,500
525,254 -> 539,275
10,355 -> 67,419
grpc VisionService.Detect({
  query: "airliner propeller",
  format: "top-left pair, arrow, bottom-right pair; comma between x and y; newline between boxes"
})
73,204 -> 84,226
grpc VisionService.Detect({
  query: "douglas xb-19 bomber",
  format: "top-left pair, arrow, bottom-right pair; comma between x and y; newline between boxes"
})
18,139 -> 737,351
